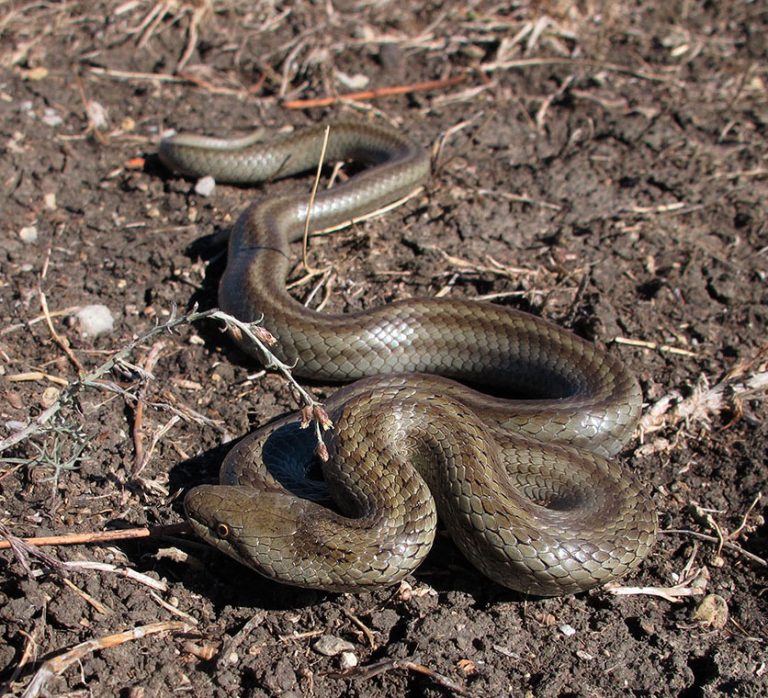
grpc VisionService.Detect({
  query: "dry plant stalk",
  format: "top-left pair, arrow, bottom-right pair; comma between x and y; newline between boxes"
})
639,344 -> 768,440
19,621 -> 194,698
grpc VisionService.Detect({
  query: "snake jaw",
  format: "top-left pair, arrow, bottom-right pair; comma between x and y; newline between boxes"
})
184,485 -> 248,568
184,485 -> 303,573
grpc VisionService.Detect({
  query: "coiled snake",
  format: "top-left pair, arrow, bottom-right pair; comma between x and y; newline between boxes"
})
159,120 -> 656,596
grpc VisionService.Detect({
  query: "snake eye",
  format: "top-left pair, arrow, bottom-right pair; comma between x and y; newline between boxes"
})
215,523 -> 231,539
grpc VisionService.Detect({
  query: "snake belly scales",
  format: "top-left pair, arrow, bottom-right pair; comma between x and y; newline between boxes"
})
159,120 -> 657,596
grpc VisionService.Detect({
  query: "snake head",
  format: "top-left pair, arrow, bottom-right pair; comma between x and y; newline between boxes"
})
185,484 -> 303,576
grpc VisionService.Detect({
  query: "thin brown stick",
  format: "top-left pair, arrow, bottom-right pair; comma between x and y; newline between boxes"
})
7,371 -> 70,386
301,124 -> 331,274
39,233 -> 84,373
481,57 -> 667,82
329,657 -> 475,697
90,66 -> 188,83
61,577 -> 112,615
131,341 -> 166,477
342,608 -> 377,649
660,529 -> 767,567
730,492 -> 763,541
39,289 -> 83,373
216,612 -> 266,669
0,523 -> 192,551
149,590 -> 199,624
63,561 -> 169,591
20,621 -> 194,698
176,2 -> 209,72
0,306 -> 81,337
6,628 -> 38,689
283,74 -> 467,109
612,336 -> 699,358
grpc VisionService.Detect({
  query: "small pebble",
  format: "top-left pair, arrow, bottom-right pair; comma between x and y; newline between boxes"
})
692,594 -> 729,629
457,658 -> 478,675
5,391 -> 22,409
312,634 -> 355,657
76,304 -> 115,337
194,176 -> 216,197
336,71 -> 369,90
86,100 -> 109,130
559,624 -> 577,637
42,107 -> 62,127
19,225 -> 38,244
339,651 -> 358,669
639,618 -> 656,636
40,387 -> 60,408
24,66 -> 48,81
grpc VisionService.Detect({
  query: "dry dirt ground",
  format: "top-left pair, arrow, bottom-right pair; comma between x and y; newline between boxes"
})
1,1 -> 767,696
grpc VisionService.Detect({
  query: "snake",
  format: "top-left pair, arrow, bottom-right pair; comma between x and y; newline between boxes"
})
159,120 -> 657,596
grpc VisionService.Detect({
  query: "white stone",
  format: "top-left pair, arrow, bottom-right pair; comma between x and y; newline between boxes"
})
42,108 -> 62,127
312,635 -> 355,657
194,176 -> 216,197
76,304 -> 115,337
86,101 -> 109,130
339,651 -> 358,669
336,71 -> 369,89
19,225 -> 38,244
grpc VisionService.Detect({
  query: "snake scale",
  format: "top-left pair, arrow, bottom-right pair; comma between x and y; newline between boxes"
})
159,120 -> 657,596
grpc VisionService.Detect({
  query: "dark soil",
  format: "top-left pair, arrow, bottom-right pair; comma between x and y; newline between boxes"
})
1,1 -> 767,696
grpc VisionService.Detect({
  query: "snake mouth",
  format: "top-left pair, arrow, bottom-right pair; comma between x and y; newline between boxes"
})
184,485 -> 255,569
185,484 -> 316,578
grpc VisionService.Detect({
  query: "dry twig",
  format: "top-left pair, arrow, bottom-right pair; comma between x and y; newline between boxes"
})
283,74 -> 467,109
215,612 -> 266,669
480,56 -> 667,82
39,234 -> 83,373
19,621 -> 194,698
328,657 -> 475,697
0,523 -> 191,552
131,341 -> 166,477
659,529 -> 767,569
301,124 -> 332,275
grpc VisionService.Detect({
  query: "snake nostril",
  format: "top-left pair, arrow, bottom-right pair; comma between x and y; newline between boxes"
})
216,523 -> 231,539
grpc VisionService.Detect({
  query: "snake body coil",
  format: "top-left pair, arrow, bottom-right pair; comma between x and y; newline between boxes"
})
160,121 -> 656,596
